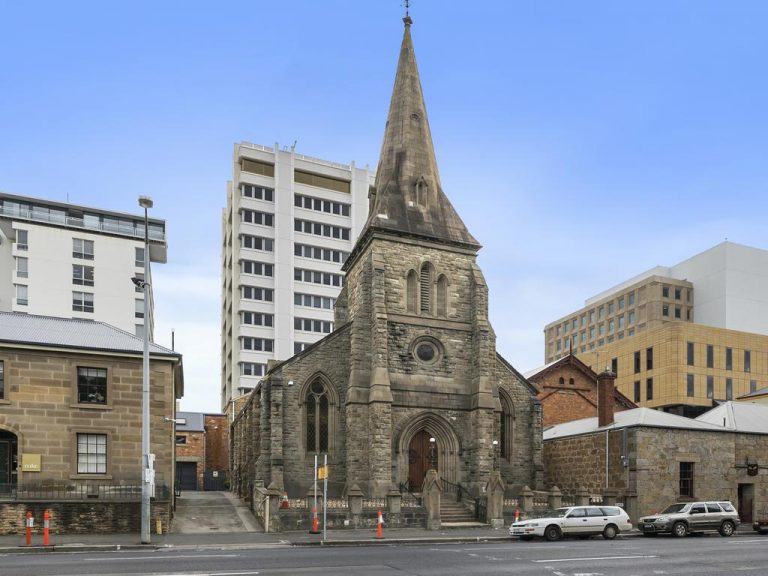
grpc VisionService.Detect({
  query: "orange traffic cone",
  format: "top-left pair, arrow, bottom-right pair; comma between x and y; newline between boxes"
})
376,510 -> 384,539
309,507 -> 320,534
514,508 -> 520,523
280,492 -> 289,509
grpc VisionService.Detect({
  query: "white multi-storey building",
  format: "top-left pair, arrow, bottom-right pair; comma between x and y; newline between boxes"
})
0,192 -> 167,338
221,143 -> 373,412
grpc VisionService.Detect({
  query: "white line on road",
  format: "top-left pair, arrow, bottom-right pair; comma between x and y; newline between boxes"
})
85,554 -> 241,561
534,555 -> 658,563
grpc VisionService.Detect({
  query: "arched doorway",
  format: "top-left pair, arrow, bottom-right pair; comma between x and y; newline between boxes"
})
408,430 -> 436,491
0,430 -> 18,490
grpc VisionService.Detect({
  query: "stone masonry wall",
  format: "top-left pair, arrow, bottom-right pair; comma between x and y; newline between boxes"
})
270,327 -> 352,497
204,414 -> 229,473
0,349 -> 177,488
0,500 -> 171,535
544,430 -> 627,495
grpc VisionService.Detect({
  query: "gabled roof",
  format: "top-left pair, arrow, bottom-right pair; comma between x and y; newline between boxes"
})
0,312 -> 177,357
497,352 -> 539,396
696,401 -> 768,434
544,407 -> 726,441
526,353 -> 637,409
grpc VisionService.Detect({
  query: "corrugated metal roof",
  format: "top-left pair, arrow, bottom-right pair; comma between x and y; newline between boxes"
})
696,401 -> 768,434
0,312 -> 176,356
737,386 -> 768,399
176,411 -> 205,432
544,407 -> 726,441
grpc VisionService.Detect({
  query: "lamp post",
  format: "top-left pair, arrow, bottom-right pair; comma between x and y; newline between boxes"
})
428,437 -> 437,470
138,195 -> 153,544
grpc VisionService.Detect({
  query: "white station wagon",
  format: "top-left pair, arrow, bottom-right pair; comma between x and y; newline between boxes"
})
509,505 -> 633,541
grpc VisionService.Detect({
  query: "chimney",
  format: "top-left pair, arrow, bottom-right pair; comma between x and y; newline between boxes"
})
597,368 -> 616,427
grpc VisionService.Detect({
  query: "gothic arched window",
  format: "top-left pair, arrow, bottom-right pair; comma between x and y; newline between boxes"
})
436,274 -> 447,317
407,270 -> 418,313
305,379 -> 329,453
499,390 -> 514,460
420,262 -> 433,314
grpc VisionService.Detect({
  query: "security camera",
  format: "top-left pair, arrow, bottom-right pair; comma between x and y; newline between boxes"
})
131,276 -> 148,289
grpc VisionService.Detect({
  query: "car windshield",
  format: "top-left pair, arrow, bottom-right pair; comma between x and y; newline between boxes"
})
660,503 -> 689,514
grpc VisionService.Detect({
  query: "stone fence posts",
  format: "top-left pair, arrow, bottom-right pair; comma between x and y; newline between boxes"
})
485,471 -> 506,528
547,486 -> 562,510
422,469 -> 442,530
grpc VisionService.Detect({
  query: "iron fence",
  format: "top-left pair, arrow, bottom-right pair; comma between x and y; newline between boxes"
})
0,481 -> 171,501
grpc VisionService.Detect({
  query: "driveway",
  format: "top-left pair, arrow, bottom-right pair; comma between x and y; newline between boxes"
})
171,490 -> 262,533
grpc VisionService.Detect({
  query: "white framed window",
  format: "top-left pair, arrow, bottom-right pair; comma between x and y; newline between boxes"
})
16,229 -> 28,250
73,238 -> 95,260
240,362 -> 267,376
16,257 -> 28,278
72,264 -> 94,286
72,291 -> 94,313
15,284 -> 28,306
241,286 -> 273,301
77,433 -> 107,474
241,184 -> 274,201
135,298 -> 145,318
135,247 -> 145,268
241,337 -> 273,352
241,209 -> 274,226
241,311 -> 273,326
241,235 -> 274,252
241,261 -> 273,277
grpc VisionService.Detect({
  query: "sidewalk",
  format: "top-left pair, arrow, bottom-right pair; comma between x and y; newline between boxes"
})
0,523 -> 756,554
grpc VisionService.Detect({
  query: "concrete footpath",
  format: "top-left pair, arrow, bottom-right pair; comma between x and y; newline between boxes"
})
0,524 -> 758,554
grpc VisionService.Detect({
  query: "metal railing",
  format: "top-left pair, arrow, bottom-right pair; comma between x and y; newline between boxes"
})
0,481 -> 171,501
441,477 -> 482,520
0,204 -> 165,242
398,482 -> 423,506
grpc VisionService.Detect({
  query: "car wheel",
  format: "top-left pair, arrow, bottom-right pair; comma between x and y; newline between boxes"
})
602,524 -> 618,540
672,522 -> 687,537
719,521 -> 735,537
544,525 -> 562,542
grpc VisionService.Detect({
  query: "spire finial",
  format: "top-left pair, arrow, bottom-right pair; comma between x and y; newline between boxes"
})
403,0 -> 412,26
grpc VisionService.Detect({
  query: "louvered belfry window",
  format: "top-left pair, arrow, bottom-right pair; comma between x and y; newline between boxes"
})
420,263 -> 432,314
306,379 -> 329,453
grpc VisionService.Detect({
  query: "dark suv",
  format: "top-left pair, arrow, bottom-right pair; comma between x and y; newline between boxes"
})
639,501 -> 739,537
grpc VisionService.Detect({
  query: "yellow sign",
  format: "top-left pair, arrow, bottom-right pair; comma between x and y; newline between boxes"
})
22,454 -> 41,472
317,465 -> 329,480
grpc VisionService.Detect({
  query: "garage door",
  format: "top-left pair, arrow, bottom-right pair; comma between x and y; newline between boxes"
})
177,462 -> 198,491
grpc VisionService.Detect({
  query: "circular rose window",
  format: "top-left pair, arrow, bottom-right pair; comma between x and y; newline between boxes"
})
411,337 -> 442,365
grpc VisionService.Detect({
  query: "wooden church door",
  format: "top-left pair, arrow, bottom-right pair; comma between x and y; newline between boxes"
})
408,430 -> 436,491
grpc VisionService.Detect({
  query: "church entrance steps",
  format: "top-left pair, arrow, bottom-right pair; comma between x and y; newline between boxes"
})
440,500 -> 479,523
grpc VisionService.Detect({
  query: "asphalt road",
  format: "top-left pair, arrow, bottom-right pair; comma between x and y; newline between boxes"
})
1,534 -> 766,576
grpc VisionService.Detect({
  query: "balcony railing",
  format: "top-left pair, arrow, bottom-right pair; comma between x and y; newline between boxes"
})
0,204 -> 165,242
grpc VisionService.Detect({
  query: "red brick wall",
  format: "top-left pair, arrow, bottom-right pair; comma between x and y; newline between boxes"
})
533,364 -> 630,427
204,414 -> 229,472
176,431 -> 204,490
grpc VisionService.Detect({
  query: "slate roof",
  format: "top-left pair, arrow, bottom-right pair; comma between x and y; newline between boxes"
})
544,407 -> 726,441
0,312 -> 177,356
176,411 -> 205,432
696,401 -> 768,434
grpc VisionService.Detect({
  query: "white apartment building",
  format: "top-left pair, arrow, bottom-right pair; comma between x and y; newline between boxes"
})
221,143 -> 373,412
0,192 -> 167,338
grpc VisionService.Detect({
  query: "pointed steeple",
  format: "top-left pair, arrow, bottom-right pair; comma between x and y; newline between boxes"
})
364,16 -> 479,250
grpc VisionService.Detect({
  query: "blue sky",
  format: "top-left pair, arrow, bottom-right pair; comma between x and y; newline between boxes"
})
2,1 -> 767,412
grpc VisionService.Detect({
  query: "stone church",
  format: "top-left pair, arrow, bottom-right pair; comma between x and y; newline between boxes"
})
231,17 -> 543,499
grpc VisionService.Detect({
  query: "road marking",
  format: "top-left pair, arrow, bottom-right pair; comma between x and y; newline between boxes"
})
86,554 -> 241,561
728,539 -> 768,544
534,555 -> 658,563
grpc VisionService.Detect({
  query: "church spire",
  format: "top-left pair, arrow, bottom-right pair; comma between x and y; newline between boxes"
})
363,15 -> 479,250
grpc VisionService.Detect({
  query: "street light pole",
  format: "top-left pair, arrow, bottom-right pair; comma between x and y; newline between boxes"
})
138,195 -> 153,544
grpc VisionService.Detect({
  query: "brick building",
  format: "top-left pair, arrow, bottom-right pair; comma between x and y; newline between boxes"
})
526,353 -> 636,427
230,17 -> 543,500
175,411 -> 228,491
0,312 -> 183,533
